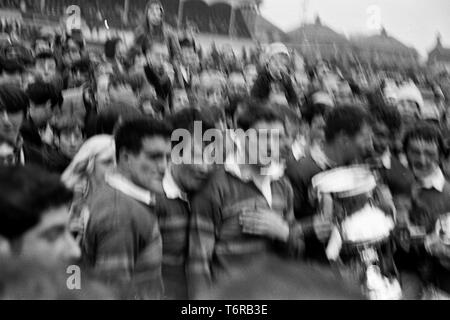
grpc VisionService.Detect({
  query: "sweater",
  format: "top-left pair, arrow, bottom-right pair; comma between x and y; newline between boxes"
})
82,182 -> 163,300
187,167 -> 304,298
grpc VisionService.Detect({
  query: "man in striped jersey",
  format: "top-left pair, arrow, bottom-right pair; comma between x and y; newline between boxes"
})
187,101 -> 304,299
155,108 -> 216,299
82,118 -> 171,299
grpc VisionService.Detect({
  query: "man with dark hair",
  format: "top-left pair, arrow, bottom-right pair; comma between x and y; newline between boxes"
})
0,84 -> 32,165
35,52 -> 58,84
370,105 -> 415,197
399,122 -> 450,296
0,165 -> 80,264
285,105 -> 374,262
104,38 -> 126,76
83,118 -> 172,299
154,108 -> 216,299
22,81 -> 61,146
188,102 -> 304,298
0,56 -> 25,87
47,117 -> 85,173
142,41 -> 172,109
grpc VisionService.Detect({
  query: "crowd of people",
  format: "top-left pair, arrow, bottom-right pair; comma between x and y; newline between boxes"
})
1,0 -> 450,300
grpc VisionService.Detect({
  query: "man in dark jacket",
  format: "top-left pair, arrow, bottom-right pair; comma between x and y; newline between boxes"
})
285,105 -> 374,262
251,43 -> 298,107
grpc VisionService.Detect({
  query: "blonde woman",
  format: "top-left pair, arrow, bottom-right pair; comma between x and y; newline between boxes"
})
62,135 -> 116,245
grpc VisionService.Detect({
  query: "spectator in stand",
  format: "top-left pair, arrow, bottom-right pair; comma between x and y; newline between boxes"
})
143,41 -> 173,111
48,117 -> 85,173
134,0 -> 180,61
251,43 -> 299,108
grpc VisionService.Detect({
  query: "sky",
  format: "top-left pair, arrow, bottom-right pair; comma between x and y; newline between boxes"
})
260,0 -> 450,58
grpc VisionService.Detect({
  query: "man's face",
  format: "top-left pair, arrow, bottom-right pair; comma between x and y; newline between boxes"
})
147,3 -> 164,26
146,44 -> 169,72
397,100 -> 420,123
244,65 -> 258,87
35,40 -> 51,54
29,101 -> 52,127
372,121 -> 391,156
0,142 -> 15,166
18,205 -> 81,264
172,89 -> 189,112
228,74 -> 248,98
342,123 -> 374,165
245,120 -> 286,168
406,138 -> 440,179
0,110 -> 24,143
268,54 -> 290,79
108,83 -> 138,108
173,139 -> 214,193
116,41 -> 126,60
181,47 -> 199,69
57,127 -> 84,159
35,58 -> 57,83
126,136 -> 171,194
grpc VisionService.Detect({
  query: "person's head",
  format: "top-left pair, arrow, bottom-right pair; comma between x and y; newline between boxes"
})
227,72 -> 248,98
62,135 -> 116,191
62,38 -> 82,66
0,84 -> 28,143
35,52 -> 58,83
243,64 -> 258,87
196,70 -> 227,108
68,58 -> 92,88
266,43 -> 290,80
236,100 -> 286,168
146,0 -> 164,27
172,88 -> 190,112
0,165 -> 80,264
324,105 -> 373,165
167,108 -> 216,193
303,91 -> 334,145
403,122 -> 446,180
0,57 -> 25,87
34,37 -> 52,55
179,38 -> 199,70
107,75 -> 138,109
104,38 -> 126,61
26,81 -> 61,127
52,117 -> 85,159
0,134 -> 15,166
370,105 -> 402,156
115,118 -> 172,194
396,99 -> 421,125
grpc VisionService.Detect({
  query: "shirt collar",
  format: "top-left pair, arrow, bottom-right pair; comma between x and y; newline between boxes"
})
380,149 -> 392,170
420,167 -> 446,193
310,143 -> 334,170
105,172 -> 156,206
224,153 -> 285,208
292,136 -> 307,161
163,167 -> 188,202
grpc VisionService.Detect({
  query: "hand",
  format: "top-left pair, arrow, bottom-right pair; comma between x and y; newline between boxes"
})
313,215 -> 334,243
239,208 -> 290,242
